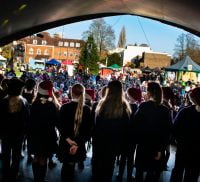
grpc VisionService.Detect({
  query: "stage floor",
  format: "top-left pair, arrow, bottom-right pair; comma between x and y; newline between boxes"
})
0,146 -> 199,182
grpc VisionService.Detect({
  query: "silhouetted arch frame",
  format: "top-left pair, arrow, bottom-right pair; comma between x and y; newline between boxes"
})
0,0 -> 200,46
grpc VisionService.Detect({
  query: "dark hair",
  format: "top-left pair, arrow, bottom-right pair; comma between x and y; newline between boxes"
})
190,87 -> 200,106
7,78 -> 24,96
147,82 -> 162,105
25,79 -> 36,91
162,87 -> 175,107
1,78 -> 9,90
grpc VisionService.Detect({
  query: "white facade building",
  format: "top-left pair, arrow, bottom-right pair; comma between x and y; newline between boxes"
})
123,45 -> 152,66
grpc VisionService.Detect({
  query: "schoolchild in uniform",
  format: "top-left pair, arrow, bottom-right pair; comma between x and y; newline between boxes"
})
58,83 -> 91,182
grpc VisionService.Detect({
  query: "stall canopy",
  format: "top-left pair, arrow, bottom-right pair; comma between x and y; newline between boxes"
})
0,0 -> 200,46
142,66 -> 152,73
62,60 -> 73,65
165,56 -> 200,73
46,59 -> 61,66
108,64 -> 121,70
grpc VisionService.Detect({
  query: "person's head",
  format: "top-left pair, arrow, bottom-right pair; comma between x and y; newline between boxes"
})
85,89 -> 95,101
127,87 -> 142,103
162,86 -> 175,107
1,78 -> 9,91
96,80 -> 131,119
189,87 -> 200,106
107,80 -> 123,99
7,78 -> 25,113
71,83 -> 85,136
37,80 -> 53,98
71,83 -> 85,100
7,78 -> 24,96
147,82 -> 162,105
25,79 -> 36,91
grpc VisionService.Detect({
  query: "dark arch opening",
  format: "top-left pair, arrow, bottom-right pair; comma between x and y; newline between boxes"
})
0,11 -> 200,46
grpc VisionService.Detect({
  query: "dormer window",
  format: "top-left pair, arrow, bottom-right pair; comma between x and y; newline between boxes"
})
76,43 -> 80,47
42,40 -> 47,45
33,39 -> 37,45
70,42 -> 74,47
58,41 -> 63,46
64,42 -> 69,47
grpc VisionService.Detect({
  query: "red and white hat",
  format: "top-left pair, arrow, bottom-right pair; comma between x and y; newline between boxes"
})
190,87 -> 200,106
38,80 -> 53,97
86,89 -> 95,101
127,87 -> 142,103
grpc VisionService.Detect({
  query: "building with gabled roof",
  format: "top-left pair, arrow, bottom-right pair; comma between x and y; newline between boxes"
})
20,32 -> 84,63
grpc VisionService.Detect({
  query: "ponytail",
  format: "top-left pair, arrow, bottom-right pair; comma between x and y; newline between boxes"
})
74,93 -> 84,136
71,84 -> 85,136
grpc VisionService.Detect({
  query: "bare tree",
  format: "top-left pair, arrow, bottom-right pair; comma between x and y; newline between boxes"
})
174,33 -> 200,62
118,26 -> 126,48
82,18 -> 115,58
174,33 -> 186,60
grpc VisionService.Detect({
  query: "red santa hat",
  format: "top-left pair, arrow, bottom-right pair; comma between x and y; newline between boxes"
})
190,87 -> 200,106
127,87 -> 142,103
85,89 -> 95,101
38,80 -> 53,97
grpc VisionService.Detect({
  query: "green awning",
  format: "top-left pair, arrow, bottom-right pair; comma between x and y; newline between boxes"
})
108,64 -> 121,69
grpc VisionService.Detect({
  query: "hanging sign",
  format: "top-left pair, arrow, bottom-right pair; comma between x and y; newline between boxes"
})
187,65 -> 192,71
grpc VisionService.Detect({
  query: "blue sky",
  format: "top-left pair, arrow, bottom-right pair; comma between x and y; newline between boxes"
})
47,15 -> 200,56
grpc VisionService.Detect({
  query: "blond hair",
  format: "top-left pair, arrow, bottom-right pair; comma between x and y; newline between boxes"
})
71,83 -> 85,136
96,80 -> 131,119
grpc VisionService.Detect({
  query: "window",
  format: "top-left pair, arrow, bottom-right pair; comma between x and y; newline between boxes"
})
42,40 -> 47,45
64,52 -> 67,56
76,43 -> 80,47
58,41 -> 63,46
44,49 -> 49,55
33,39 -> 37,45
29,48 -> 34,55
64,42 -> 69,47
70,42 -> 74,47
75,53 -> 79,59
37,49 -> 42,55
69,53 -> 73,57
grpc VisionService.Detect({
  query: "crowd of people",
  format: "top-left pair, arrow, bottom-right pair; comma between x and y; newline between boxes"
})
0,69 -> 200,182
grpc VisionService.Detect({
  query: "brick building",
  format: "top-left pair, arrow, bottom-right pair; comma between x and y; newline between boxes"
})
21,32 -> 84,63
141,52 -> 171,68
